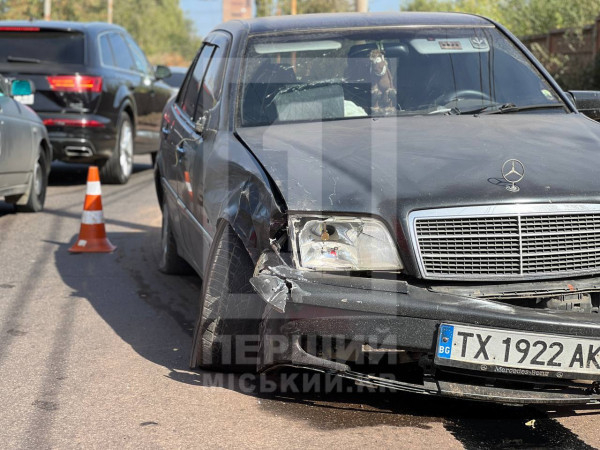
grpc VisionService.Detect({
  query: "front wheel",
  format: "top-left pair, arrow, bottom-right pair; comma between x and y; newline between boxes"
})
190,222 -> 264,372
15,147 -> 47,213
100,114 -> 134,184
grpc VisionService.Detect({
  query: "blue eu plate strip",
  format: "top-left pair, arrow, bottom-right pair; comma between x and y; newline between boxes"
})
437,324 -> 454,359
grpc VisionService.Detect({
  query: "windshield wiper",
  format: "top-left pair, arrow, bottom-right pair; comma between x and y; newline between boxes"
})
6,56 -> 42,64
448,104 -> 499,115
481,103 -> 565,115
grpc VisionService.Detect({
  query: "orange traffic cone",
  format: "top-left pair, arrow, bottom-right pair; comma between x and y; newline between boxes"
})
69,166 -> 116,253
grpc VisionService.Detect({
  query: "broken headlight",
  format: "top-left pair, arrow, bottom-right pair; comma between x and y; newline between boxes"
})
289,216 -> 403,271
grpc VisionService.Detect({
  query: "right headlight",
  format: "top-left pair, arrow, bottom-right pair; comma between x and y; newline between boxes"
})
289,215 -> 404,271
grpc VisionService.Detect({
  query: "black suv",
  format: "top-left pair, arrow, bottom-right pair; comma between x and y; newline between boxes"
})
0,21 -> 172,183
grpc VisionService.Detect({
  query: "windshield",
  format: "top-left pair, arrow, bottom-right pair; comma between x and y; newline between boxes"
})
239,27 -> 565,127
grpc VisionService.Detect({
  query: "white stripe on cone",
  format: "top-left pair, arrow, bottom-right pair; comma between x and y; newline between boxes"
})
81,210 -> 104,225
86,181 -> 102,196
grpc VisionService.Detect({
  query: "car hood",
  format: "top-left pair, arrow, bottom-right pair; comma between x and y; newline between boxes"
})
238,114 -> 600,216
237,113 -> 600,275
237,113 -> 600,218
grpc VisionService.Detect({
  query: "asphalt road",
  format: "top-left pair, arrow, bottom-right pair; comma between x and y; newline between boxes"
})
1,156 -> 600,449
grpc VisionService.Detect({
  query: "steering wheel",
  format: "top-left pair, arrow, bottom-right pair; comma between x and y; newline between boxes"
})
439,89 -> 491,104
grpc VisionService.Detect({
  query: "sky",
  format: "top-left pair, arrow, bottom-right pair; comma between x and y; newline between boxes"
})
181,0 -> 402,38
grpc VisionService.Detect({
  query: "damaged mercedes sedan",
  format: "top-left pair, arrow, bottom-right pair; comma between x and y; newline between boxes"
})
155,12 -> 600,404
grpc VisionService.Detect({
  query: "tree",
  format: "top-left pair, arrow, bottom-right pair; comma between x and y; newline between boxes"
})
403,0 -> 600,89
256,0 -> 354,16
403,0 -> 600,37
256,0 -> 275,16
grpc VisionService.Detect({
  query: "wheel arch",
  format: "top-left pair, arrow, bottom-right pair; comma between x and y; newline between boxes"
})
208,158 -> 287,264
113,85 -> 137,134
39,137 -> 52,172
154,152 -> 164,208
119,100 -> 135,136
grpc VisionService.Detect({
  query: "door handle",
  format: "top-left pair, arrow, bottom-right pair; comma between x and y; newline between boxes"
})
161,126 -> 170,137
175,144 -> 185,164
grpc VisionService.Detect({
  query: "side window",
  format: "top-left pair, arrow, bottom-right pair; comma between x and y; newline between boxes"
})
99,34 -> 115,67
176,53 -> 199,107
195,37 -> 230,120
179,44 -> 215,120
124,34 -> 152,75
108,33 -> 136,72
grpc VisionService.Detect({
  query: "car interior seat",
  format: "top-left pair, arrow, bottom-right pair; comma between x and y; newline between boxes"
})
242,60 -> 297,126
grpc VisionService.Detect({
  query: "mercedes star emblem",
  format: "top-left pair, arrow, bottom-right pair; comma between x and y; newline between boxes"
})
502,159 -> 525,192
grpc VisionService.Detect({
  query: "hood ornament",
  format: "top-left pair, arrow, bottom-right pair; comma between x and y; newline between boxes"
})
502,159 -> 525,192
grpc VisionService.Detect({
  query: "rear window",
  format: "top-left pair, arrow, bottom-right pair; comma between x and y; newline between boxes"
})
0,30 -> 85,64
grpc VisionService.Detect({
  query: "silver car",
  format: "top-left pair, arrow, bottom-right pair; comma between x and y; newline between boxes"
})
0,78 -> 51,212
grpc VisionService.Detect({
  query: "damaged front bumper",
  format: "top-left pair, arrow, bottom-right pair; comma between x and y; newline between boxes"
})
250,251 -> 600,405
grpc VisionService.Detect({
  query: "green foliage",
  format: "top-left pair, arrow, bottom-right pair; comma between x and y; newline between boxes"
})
501,0 -> 600,36
113,0 -> 201,63
256,0 -> 275,17
0,0 -> 201,64
403,0 -> 600,37
256,0 -> 354,16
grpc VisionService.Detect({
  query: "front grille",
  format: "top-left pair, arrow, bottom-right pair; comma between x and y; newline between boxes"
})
411,206 -> 600,280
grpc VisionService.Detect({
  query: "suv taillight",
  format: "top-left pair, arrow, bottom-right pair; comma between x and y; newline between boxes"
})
47,75 -> 102,93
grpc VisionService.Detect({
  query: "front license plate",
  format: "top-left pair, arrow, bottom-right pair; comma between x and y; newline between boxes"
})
435,323 -> 600,380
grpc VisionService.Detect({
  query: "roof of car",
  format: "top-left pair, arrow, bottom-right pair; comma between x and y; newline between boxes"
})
218,12 -> 493,36
0,20 -> 125,34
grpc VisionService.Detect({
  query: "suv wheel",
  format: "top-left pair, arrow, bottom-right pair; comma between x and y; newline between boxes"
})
100,114 -> 133,184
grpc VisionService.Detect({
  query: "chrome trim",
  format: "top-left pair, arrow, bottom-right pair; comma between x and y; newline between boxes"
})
64,146 -> 93,157
409,204 -> 600,281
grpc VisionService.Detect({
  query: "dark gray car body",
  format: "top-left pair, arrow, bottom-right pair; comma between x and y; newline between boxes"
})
156,13 -> 600,404
0,83 -> 51,207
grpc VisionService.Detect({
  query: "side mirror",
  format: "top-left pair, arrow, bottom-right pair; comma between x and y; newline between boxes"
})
568,90 -> 600,121
11,79 -> 34,97
154,65 -> 172,81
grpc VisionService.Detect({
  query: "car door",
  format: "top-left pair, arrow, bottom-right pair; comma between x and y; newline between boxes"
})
124,34 -> 172,152
177,33 -> 231,273
0,95 -> 35,190
105,32 -> 153,153
161,44 -> 214,267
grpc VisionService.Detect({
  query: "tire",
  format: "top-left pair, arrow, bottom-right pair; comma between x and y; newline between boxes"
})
190,222 -> 264,372
15,147 -> 47,213
100,114 -> 134,184
158,201 -> 193,275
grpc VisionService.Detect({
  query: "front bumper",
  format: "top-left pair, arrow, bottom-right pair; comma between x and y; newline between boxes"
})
251,252 -> 600,405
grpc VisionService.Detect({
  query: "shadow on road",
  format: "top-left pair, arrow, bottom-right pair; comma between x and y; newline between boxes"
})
52,220 -> 201,369
49,160 -> 152,186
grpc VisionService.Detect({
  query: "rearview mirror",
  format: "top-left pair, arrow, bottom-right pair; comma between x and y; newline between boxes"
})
11,79 -> 34,97
155,65 -> 172,81
568,90 -> 600,121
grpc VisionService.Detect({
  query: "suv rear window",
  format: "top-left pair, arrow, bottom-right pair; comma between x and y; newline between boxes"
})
0,30 -> 85,64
